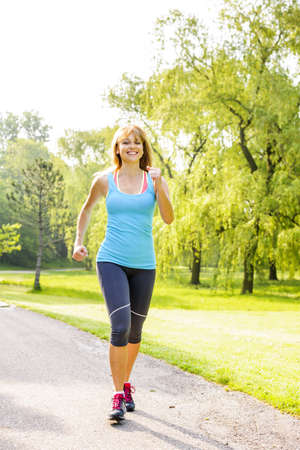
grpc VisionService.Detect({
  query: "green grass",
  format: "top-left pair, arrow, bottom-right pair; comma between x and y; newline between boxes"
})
0,264 -> 33,270
0,269 -> 299,416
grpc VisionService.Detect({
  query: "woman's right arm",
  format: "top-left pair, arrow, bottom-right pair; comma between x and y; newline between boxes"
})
72,174 -> 108,262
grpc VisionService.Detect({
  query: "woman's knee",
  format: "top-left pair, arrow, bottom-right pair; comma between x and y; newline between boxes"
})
128,315 -> 145,344
128,331 -> 142,344
111,325 -> 130,346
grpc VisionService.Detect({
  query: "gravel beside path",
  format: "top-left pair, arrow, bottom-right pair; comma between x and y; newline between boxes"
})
0,305 -> 299,450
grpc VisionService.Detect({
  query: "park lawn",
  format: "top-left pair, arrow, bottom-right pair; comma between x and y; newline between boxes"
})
0,270 -> 299,416
1,269 -> 299,310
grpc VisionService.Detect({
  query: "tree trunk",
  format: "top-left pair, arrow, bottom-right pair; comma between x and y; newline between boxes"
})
34,195 -> 43,290
84,256 -> 92,271
241,252 -> 254,294
191,243 -> 201,285
241,221 -> 259,295
269,259 -> 278,281
34,245 -> 42,290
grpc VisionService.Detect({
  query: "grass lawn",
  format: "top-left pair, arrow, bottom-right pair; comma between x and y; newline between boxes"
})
0,268 -> 299,416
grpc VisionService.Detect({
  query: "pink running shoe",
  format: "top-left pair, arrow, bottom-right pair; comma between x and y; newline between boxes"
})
108,393 -> 126,422
124,382 -> 135,412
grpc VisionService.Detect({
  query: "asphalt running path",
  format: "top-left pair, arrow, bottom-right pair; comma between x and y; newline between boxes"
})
0,269 -> 84,273
0,305 -> 299,450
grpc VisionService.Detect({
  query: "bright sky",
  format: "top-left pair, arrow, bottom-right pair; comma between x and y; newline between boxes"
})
0,0 -> 223,150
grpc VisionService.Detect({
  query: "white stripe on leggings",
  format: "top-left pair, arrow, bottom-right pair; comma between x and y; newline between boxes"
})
109,303 -> 130,318
131,309 -> 147,318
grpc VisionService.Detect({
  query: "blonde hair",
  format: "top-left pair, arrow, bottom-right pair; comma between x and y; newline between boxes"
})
112,125 -> 152,170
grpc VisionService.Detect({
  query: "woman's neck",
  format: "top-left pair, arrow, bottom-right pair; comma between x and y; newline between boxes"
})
119,162 -> 142,176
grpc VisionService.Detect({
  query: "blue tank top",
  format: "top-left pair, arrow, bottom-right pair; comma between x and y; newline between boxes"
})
96,171 -> 156,269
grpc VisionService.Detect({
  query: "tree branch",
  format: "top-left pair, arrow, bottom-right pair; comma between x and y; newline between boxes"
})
239,124 -> 258,172
187,137 -> 207,174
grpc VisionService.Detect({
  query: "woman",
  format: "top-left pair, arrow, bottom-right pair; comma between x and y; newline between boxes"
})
72,124 -> 174,422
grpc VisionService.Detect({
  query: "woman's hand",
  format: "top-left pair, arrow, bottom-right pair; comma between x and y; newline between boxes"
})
146,166 -> 162,190
147,166 -> 174,224
72,245 -> 88,262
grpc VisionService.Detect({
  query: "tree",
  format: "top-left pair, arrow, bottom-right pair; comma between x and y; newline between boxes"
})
0,139 -> 50,267
0,111 -> 52,267
21,111 -> 51,142
104,1 -> 299,292
58,127 -> 115,167
0,112 -> 20,148
150,1 -> 300,292
0,111 -> 50,152
7,159 -> 70,290
106,71 -> 214,283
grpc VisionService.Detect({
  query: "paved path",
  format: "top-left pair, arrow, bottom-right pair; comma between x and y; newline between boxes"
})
0,269 -> 84,274
0,305 -> 299,450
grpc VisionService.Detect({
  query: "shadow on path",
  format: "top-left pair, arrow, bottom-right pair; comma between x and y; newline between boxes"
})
109,409 -> 233,450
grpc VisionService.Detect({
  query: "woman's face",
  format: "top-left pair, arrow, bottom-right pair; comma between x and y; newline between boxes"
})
117,132 -> 144,164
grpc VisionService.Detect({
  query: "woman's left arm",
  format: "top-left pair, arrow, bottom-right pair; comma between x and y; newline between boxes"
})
147,166 -> 174,225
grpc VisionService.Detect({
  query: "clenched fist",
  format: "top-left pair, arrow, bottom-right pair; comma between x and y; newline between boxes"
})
72,245 -> 88,262
146,166 -> 162,190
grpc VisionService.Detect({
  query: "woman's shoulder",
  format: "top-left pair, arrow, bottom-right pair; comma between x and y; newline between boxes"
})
93,166 -> 116,181
92,167 -> 114,196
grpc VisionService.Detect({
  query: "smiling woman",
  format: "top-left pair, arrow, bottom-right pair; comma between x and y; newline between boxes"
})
112,125 -> 153,172
72,124 -> 174,422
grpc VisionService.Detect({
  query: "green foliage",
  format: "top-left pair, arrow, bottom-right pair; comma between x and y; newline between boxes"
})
0,112 -> 20,146
0,146 -> 40,267
104,0 -> 300,292
7,158 -> 71,288
0,112 -> 53,267
8,158 -> 68,231
21,111 -> 51,142
3,139 -> 50,183
58,126 -> 117,166
0,111 -> 50,150
0,223 -> 21,256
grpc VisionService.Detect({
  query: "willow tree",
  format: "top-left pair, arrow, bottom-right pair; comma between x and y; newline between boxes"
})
106,67 -> 215,283
154,143 -> 221,285
150,0 -> 300,292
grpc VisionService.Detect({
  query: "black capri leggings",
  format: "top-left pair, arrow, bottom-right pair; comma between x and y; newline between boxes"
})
97,262 -> 156,347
